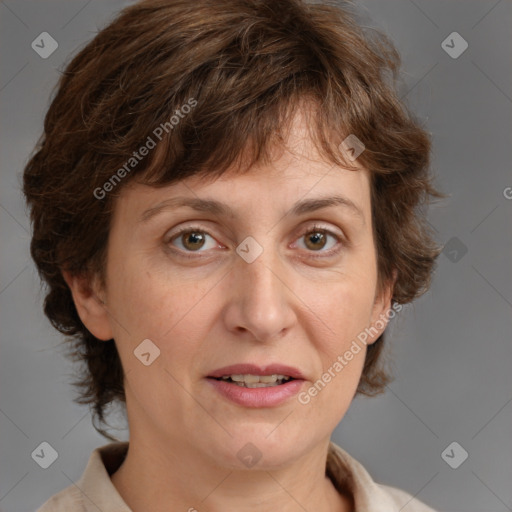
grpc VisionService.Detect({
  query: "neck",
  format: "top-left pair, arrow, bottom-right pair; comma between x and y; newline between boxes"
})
110,432 -> 353,512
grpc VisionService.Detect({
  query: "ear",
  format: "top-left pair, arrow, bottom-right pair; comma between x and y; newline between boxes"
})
367,269 -> 397,345
62,270 -> 113,341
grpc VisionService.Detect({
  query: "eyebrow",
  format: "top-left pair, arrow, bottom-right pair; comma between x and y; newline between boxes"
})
139,194 -> 365,224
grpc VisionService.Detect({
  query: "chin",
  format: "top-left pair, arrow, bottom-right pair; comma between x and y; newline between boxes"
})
208,430 -> 306,471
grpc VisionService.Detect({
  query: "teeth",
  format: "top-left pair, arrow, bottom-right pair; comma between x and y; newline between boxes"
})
243,382 -> 279,388
259,375 -> 281,383
234,374 -> 259,383
219,374 -> 292,387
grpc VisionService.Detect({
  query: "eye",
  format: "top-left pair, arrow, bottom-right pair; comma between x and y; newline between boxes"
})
166,223 -> 344,259
294,224 -> 343,257
167,226 -> 221,255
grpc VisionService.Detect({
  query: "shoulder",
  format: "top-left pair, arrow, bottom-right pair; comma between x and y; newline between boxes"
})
35,441 -> 129,512
36,485 -> 83,511
378,483 -> 438,512
327,442 -> 438,512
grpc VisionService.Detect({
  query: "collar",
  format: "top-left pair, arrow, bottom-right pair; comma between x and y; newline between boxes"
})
70,441 -> 427,512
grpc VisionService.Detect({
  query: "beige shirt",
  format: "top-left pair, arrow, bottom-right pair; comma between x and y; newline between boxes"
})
37,441 -> 437,511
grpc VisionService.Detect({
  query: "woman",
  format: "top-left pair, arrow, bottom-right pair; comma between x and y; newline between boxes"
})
24,0 -> 441,510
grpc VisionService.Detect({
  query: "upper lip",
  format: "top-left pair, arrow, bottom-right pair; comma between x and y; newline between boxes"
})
208,363 -> 305,380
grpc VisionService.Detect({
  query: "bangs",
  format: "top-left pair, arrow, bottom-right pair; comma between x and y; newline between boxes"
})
134,91 -> 357,190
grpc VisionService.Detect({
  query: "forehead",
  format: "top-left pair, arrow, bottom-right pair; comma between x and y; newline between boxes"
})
113,165 -> 371,241
114,107 -> 371,225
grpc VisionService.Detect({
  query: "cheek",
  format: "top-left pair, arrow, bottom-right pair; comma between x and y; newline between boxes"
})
301,282 -> 373,422
336,282 -> 375,335
304,265 -> 378,356
106,257 -> 216,362
311,289 -> 373,399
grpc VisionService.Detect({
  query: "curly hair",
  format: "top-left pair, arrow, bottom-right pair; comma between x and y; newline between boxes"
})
23,0 -> 441,440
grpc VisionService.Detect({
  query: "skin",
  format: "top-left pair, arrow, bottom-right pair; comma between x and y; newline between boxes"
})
64,109 -> 393,512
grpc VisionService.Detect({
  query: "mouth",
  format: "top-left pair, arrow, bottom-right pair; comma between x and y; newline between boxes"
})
206,363 -> 305,407
210,374 -> 295,388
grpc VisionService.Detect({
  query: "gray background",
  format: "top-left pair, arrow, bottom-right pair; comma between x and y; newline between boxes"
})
1,1 -> 511,511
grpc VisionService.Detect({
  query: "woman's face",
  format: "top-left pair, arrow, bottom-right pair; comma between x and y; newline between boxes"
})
80,113 -> 392,469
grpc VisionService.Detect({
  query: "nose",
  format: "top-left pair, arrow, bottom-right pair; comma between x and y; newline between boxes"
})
222,248 -> 297,343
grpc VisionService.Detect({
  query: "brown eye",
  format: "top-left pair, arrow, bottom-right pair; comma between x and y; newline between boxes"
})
304,231 -> 328,251
295,226 -> 342,257
169,228 -> 218,253
181,231 -> 206,251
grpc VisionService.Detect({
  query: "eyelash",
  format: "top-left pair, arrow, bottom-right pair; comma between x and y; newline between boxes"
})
166,224 -> 344,260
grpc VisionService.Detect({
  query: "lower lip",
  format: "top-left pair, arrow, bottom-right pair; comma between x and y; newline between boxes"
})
206,378 -> 304,408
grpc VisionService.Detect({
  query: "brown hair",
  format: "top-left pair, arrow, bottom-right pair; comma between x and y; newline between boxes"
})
23,0 -> 441,439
